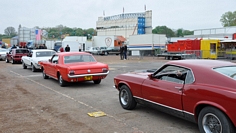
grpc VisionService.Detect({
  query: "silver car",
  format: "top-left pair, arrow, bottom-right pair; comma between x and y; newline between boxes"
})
0,48 -> 9,60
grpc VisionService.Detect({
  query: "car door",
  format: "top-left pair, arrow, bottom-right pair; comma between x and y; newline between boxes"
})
49,55 -> 59,78
141,65 -> 187,116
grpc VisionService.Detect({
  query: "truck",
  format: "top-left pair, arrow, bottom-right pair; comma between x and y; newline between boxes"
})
92,35 -> 126,49
18,27 -> 45,48
62,36 -> 87,52
45,40 -> 62,51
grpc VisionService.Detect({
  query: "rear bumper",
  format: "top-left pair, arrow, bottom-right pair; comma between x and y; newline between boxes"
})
68,71 -> 109,78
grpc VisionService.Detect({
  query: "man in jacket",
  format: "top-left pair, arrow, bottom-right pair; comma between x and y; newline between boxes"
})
65,45 -> 70,52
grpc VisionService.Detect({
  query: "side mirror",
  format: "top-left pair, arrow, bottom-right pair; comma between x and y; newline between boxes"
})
148,74 -> 154,79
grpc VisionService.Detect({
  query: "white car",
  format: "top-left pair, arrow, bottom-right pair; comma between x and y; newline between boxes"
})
85,47 -> 99,55
0,48 -> 9,60
21,49 -> 56,72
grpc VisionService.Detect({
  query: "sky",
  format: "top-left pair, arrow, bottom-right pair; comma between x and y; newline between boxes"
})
0,0 -> 235,34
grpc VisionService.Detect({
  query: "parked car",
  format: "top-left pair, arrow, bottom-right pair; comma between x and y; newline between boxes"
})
21,49 -> 56,72
5,48 -> 29,64
97,47 -> 108,55
105,47 -> 120,55
85,47 -> 99,55
0,48 -> 9,60
40,52 -> 109,87
114,59 -> 236,133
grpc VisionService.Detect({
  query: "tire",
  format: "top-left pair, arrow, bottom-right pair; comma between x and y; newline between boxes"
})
93,79 -> 101,84
119,85 -> 137,110
12,59 -> 15,64
42,69 -> 49,79
6,58 -> 9,63
22,62 -> 27,69
198,106 -> 235,133
31,64 -> 36,72
58,73 -> 66,87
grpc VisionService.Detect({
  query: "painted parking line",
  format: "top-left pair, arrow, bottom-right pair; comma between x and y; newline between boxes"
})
9,70 -> 142,131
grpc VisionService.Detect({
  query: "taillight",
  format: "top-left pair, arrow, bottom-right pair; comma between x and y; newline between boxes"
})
69,70 -> 75,75
102,68 -> 108,73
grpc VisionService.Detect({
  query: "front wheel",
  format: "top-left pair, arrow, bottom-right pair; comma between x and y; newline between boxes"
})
22,62 -> 27,69
6,58 -> 9,63
198,106 -> 235,133
58,73 -> 67,87
119,85 -> 137,110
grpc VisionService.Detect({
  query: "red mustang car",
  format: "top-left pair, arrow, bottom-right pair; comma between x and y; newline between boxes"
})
40,52 -> 109,87
114,59 -> 236,133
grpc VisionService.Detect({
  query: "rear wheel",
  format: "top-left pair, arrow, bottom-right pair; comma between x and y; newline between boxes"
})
58,73 -> 66,87
119,85 -> 137,110
198,106 -> 235,133
31,64 -> 36,72
42,69 -> 49,79
93,79 -> 101,84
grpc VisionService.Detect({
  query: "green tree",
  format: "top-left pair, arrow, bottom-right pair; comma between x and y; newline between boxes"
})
4,27 -> 17,37
220,11 -> 236,27
152,26 -> 175,37
183,30 -> 194,36
176,29 -> 184,37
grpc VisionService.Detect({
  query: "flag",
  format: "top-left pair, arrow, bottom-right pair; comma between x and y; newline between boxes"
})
123,7 -> 124,13
145,5 -> 146,11
103,10 -> 105,16
35,29 -> 42,40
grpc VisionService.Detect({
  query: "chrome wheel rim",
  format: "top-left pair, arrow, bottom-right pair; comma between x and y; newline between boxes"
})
202,113 -> 222,133
59,75 -> 63,84
43,70 -> 46,77
120,89 -> 128,105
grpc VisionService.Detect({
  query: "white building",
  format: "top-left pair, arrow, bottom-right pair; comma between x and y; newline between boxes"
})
96,10 -> 152,39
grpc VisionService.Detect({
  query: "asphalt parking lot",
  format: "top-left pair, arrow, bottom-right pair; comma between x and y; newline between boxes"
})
0,55 -> 199,133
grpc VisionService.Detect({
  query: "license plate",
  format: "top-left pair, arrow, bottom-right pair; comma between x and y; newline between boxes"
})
84,76 -> 92,80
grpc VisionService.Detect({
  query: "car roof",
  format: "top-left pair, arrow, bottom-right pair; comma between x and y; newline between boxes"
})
32,49 -> 55,52
57,52 -> 91,56
167,59 -> 236,69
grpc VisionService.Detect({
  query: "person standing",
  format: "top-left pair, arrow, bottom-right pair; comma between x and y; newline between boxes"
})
79,45 -> 81,52
119,45 -> 124,60
59,46 -> 64,52
123,44 -> 127,60
65,45 -> 70,52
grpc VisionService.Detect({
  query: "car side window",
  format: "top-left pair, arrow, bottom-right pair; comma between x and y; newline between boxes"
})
52,55 -> 59,64
185,70 -> 195,84
155,65 -> 188,84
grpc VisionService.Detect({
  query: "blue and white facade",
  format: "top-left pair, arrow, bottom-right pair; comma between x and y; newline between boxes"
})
96,10 -> 152,39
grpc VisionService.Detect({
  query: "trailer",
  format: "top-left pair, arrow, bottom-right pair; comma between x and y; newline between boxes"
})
156,52 -> 197,60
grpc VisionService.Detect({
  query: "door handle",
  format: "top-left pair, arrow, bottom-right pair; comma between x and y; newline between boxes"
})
175,86 -> 183,90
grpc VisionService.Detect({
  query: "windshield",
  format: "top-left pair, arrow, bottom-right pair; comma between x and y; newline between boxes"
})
16,49 -> 29,53
214,66 -> 236,80
64,54 -> 96,64
36,51 -> 56,57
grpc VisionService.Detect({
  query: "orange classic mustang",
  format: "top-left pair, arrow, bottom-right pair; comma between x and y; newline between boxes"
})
40,52 -> 109,87
114,59 -> 236,133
